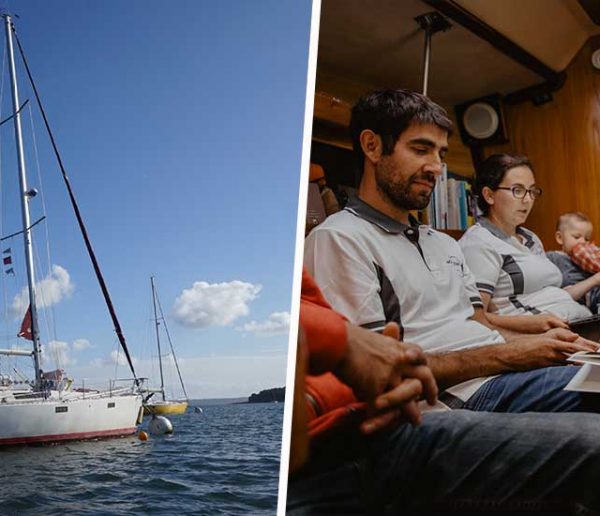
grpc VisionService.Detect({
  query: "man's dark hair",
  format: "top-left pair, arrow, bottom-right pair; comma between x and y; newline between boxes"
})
350,89 -> 453,171
474,153 -> 534,215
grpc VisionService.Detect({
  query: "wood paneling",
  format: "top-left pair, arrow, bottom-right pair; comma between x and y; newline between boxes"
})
446,112 -> 475,178
486,38 -> 600,250
314,92 -> 352,127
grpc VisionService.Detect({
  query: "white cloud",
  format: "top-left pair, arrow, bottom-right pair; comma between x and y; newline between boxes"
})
39,339 -> 91,370
172,280 -> 262,329
109,349 -> 128,366
240,311 -> 290,335
42,340 -> 74,367
10,265 -> 74,319
89,349 -> 136,368
73,339 -> 92,351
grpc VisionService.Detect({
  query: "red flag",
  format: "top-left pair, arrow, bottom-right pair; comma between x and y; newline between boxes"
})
18,305 -> 33,340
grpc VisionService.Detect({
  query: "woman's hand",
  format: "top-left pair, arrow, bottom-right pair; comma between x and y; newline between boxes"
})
479,300 -> 569,335
523,313 -> 569,333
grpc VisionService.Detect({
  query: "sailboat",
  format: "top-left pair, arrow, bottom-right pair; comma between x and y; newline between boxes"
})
143,276 -> 188,416
0,14 -> 143,445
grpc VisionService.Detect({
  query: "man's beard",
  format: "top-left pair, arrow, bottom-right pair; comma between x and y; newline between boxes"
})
375,160 -> 435,211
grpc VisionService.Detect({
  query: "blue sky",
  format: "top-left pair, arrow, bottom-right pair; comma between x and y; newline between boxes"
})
0,0 -> 311,397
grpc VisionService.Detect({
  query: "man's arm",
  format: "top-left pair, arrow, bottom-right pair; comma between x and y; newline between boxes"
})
427,327 -> 598,390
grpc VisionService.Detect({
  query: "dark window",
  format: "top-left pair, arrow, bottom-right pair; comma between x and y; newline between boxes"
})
107,402 -> 115,408
311,140 -> 358,189
55,406 -> 68,413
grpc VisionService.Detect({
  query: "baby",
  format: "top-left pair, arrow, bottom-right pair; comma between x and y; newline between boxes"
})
547,212 -> 600,313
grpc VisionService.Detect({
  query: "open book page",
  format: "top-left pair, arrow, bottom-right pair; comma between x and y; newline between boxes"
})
565,363 -> 600,392
568,351 -> 600,366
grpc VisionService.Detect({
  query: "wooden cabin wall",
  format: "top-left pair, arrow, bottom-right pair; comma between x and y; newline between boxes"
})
485,37 -> 600,250
445,111 -> 475,178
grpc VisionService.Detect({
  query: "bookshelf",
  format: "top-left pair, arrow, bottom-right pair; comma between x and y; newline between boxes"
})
421,166 -> 475,231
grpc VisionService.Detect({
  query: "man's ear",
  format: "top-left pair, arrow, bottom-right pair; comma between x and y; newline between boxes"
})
482,186 -> 495,207
555,230 -> 563,246
360,130 -> 382,164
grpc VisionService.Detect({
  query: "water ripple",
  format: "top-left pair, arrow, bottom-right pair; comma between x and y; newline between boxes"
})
0,403 -> 282,515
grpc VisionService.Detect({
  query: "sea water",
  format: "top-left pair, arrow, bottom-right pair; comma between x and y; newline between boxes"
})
0,403 -> 283,515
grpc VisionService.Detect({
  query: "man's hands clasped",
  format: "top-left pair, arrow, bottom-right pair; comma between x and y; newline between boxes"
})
334,322 -> 438,435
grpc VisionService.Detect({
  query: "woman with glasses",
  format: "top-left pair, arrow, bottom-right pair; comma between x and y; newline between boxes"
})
459,153 -> 592,334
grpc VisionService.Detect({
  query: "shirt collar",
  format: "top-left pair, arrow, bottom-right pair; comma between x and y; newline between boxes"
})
478,217 -> 535,248
344,195 -> 419,234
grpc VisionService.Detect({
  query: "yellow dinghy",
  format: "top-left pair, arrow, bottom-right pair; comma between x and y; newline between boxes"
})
144,400 -> 188,416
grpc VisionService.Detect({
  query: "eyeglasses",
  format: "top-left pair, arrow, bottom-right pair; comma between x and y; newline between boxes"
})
495,185 -> 543,200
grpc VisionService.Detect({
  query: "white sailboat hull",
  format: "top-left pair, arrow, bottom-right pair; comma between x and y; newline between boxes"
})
0,391 -> 142,445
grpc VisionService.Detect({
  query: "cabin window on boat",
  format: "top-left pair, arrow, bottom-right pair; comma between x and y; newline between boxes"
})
107,402 -> 115,408
55,406 -> 68,413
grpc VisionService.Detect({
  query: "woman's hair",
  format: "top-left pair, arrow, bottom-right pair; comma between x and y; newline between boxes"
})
474,153 -> 534,215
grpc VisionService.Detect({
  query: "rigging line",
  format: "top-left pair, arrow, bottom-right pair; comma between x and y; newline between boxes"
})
155,285 -> 188,400
32,247 -> 58,356
28,102 -> 52,268
144,294 -> 154,375
0,215 -> 45,240
27,101 -> 57,342
113,336 -> 121,383
0,97 -> 27,127
10,23 -> 138,383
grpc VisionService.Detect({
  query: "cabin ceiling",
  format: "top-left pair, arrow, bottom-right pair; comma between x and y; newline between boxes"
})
316,0 -> 600,108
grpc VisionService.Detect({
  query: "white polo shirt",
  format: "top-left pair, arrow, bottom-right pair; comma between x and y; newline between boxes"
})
304,196 -> 504,401
459,219 -> 591,321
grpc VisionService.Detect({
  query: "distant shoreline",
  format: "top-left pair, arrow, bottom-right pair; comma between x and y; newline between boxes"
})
190,387 -> 285,407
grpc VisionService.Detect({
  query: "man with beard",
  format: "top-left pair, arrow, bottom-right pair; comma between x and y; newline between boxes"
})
304,88 -> 599,413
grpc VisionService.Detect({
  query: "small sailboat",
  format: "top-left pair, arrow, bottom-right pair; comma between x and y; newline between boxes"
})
143,276 -> 188,416
0,14 -> 142,445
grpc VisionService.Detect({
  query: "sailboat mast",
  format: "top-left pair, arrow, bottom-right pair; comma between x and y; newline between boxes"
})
4,14 -> 42,387
151,276 -> 166,402
155,290 -> 188,400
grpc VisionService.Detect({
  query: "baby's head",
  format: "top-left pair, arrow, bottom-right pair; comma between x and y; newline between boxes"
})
555,212 -> 593,253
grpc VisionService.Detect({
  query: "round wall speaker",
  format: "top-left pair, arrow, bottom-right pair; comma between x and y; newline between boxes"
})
454,93 -> 508,146
592,48 -> 600,70
462,102 -> 499,139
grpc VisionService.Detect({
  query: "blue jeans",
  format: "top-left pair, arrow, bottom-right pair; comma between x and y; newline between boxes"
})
464,365 -> 600,413
287,410 -> 600,514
